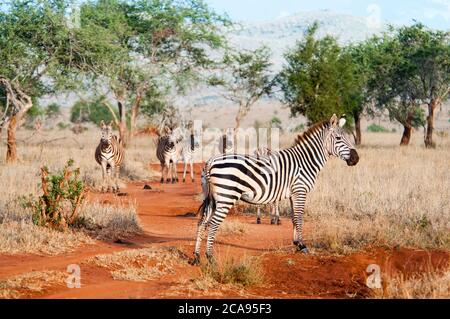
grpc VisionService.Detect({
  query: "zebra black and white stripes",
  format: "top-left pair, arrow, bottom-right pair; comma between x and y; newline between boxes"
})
254,146 -> 282,226
179,132 -> 200,183
156,127 -> 184,184
95,120 -> 125,193
192,114 -> 359,264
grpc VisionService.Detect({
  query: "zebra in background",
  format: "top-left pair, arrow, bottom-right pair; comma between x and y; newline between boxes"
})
254,146 -> 282,225
191,114 -> 359,264
156,127 -> 184,183
95,120 -> 125,193
179,131 -> 201,183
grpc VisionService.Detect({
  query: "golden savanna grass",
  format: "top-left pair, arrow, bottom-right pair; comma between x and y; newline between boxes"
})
0,129 -> 150,254
0,126 -> 449,257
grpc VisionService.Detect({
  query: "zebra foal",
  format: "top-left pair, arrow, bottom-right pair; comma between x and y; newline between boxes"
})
192,114 -> 359,264
95,120 -> 125,193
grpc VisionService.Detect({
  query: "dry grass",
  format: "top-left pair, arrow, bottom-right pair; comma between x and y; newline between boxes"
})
196,256 -> 264,289
219,219 -> 247,236
375,268 -> 450,299
236,132 -> 450,254
0,129 -> 150,255
87,247 -> 188,282
0,270 -> 66,299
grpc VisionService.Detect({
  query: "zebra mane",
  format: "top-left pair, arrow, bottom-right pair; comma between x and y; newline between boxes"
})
294,121 -> 330,145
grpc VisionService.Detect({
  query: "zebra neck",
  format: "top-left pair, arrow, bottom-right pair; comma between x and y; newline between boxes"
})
291,128 -> 328,173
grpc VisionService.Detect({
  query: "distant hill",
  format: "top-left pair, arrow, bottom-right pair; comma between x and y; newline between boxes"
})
226,10 -> 385,70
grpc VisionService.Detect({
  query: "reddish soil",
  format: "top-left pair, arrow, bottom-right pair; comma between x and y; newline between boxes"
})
0,163 -> 448,299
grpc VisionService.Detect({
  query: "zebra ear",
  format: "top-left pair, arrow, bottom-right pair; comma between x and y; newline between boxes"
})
100,120 -> 106,128
339,115 -> 346,128
108,121 -> 114,128
330,114 -> 338,127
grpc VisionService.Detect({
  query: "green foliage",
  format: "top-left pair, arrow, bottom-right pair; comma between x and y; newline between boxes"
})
208,46 -> 274,127
367,124 -> 389,133
45,103 -> 61,118
279,23 -> 354,124
292,123 -> 305,132
21,160 -> 86,230
270,116 -> 282,129
70,97 -> 118,125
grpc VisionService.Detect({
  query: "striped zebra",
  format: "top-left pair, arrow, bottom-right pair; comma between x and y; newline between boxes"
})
179,132 -> 200,183
254,147 -> 282,225
156,127 -> 183,184
95,120 -> 125,193
191,114 -> 359,264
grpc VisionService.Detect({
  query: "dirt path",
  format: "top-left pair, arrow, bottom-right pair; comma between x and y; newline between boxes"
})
0,164 -> 448,298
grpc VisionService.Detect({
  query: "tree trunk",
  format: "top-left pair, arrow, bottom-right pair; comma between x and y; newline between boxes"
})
353,111 -> 362,146
425,98 -> 439,149
6,115 -> 17,162
117,99 -> 127,147
400,113 -> 413,146
129,90 -> 143,142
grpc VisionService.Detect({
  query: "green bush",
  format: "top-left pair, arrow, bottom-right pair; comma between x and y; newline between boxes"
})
292,123 -> 305,132
70,97 -> 117,125
367,124 -> 389,133
21,160 -> 86,230
45,103 -> 61,118
270,116 -> 282,129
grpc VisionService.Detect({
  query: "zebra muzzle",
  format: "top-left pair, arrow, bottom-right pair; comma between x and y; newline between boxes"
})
346,149 -> 359,166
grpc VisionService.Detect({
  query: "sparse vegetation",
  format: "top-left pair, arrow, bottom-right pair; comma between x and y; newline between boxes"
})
88,247 -> 187,282
375,268 -> 450,299
199,256 -> 263,288
219,220 -> 247,236
367,124 -> 389,133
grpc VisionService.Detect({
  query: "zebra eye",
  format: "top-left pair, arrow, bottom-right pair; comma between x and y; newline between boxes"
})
336,136 -> 342,141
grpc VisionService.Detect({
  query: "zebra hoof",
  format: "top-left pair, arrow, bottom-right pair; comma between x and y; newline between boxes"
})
160,178 -> 164,184
277,219 -> 282,226
294,242 -> 309,254
256,218 -> 261,224
189,253 -> 201,266
171,179 -> 176,184
166,179 -> 171,183
270,218 -> 276,225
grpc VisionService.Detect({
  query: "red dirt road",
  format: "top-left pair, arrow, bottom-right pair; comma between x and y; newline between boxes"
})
0,164 -> 448,298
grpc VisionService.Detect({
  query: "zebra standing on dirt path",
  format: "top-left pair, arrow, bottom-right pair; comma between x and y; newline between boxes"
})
157,127 -> 184,183
179,131 -> 200,183
254,146 -> 282,225
95,120 -> 125,193
191,114 -> 359,265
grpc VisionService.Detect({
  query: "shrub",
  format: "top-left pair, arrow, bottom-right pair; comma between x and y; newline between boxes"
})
70,97 -> 117,125
367,124 -> 389,133
201,257 -> 263,287
21,159 -> 86,230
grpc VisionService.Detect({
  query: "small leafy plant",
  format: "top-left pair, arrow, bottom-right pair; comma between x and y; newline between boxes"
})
23,160 -> 86,230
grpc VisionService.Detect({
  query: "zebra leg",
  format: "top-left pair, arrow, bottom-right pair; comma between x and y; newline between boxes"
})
174,161 -> 179,183
106,166 -> 112,193
205,203 -> 233,263
101,162 -> 107,192
256,206 -> 261,224
270,203 -> 276,225
275,203 -> 281,225
183,161 -> 187,183
190,160 -> 194,183
191,210 -> 209,265
291,193 -> 309,253
160,164 -> 165,183
166,163 -> 171,183
113,166 -> 120,193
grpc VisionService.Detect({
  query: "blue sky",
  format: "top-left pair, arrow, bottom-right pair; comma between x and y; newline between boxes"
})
205,0 -> 450,30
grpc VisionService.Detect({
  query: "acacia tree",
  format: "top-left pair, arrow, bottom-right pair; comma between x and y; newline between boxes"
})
0,0 -> 73,162
368,30 -> 428,146
208,46 -> 274,130
395,24 -> 450,148
73,0 -> 230,146
279,24 -> 355,127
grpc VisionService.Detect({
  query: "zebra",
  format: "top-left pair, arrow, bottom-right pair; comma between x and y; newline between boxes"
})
95,120 -> 125,193
179,131 -> 200,183
191,114 -> 359,264
254,146 -> 282,225
156,127 -> 183,183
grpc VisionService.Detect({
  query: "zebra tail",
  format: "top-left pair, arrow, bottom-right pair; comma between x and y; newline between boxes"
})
197,169 -> 215,218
